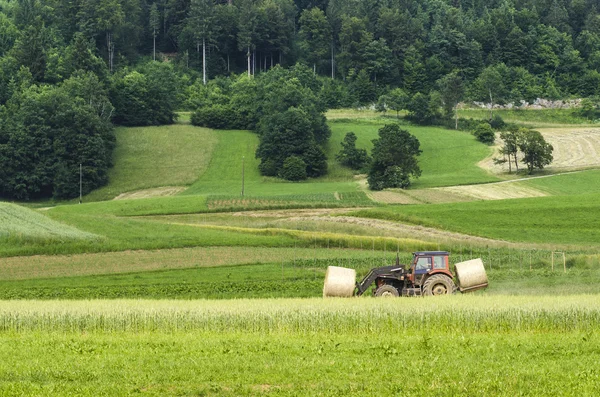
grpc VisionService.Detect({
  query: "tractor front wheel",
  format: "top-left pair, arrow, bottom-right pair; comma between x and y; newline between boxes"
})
375,284 -> 400,297
422,275 -> 456,296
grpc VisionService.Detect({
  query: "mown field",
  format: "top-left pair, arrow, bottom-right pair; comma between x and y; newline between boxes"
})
1,297 -> 600,395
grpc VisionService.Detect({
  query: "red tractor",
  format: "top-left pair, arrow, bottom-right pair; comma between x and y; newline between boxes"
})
355,251 -> 484,297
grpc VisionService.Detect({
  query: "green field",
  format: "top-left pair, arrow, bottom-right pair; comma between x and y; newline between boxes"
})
0,202 -> 96,244
84,125 -> 217,201
518,169 -> 600,195
329,121 -> 499,188
458,107 -> 596,127
1,297 -> 600,395
353,192 -> 600,246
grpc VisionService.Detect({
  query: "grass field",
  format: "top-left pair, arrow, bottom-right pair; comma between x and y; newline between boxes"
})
458,107 -> 596,126
1,297 -> 600,395
353,193 -> 600,247
329,122 -> 499,188
0,202 -> 96,244
84,125 -> 217,201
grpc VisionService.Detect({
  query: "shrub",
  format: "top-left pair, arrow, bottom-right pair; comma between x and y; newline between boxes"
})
280,156 -> 307,181
191,104 -> 240,129
489,114 -> 506,129
336,132 -> 370,170
473,123 -> 495,144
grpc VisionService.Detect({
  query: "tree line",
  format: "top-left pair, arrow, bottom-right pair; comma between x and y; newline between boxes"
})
0,0 -> 584,198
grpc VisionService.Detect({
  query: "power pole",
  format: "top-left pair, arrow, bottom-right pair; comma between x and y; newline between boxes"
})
79,164 -> 82,204
241,156 -> 245,196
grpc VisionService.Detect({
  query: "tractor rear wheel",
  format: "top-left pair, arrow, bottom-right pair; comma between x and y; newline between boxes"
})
375,284 -> 400,297
422,275 -> 456,296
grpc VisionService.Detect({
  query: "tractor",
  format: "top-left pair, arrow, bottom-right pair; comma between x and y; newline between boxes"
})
355,251 -> 487,297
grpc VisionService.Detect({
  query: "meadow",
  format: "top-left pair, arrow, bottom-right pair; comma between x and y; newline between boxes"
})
0,297 -> 599,395
83,125 -> 217,202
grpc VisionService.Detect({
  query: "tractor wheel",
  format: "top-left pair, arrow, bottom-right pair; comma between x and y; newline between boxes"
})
422,275 -> 456,296
375,284 -> 400,297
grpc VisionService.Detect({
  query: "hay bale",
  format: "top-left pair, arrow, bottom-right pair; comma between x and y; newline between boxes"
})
323,266 -> 356,298
455,258 -> 488,291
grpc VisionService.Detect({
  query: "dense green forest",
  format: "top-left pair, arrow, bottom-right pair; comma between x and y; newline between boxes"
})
1,0 -> 600,199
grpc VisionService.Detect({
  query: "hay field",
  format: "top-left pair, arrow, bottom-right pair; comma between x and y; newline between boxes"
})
1,297 -> 600,395
480,127 -> 600,175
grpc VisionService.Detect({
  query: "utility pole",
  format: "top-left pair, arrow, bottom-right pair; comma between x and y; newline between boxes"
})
79,164 -> 82,204
241,156 -> 245,196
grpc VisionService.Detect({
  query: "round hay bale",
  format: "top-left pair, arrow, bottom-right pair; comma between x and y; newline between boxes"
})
455,258 -> 488,290
323,266 -> 356,298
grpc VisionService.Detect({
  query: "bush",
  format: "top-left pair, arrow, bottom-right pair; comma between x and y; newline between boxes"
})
336,132 -> 370,170
368,124 -> 421,190
489,114 -> 506,129
473,123 -> 495,144
191,104 -> 241,129
280,156 -> 307,181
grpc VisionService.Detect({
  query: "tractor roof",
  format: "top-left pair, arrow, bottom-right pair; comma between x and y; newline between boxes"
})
414,251 -> 450,256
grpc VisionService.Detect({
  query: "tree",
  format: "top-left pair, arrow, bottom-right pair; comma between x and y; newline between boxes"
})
0,12 -> 18,57
237,0 -> 259,77
298,7 -> 330,75
518,129 -> 553,174
473,123 -> 495,144
256,107 -> 316,176
367,124 -> 422,190
437,71 -> 464,129
77,0 -> 125,73
497,128 -> 521,173
188,0 -> 215,85
110,62 -> 181,126
280,156 -> 307,181
407,92 -> 439,125
149,3 -> 160,61
403,45 -> 425,94
0,80 -> 114,200
470,65 -> 507,120
336,132 -> 369,170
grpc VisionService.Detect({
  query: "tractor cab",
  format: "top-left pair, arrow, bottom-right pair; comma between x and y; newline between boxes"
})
408,251 -> 453,285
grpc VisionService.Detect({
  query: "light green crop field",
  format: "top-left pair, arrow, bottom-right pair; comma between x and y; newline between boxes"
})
329,122 -> 499,188
0,202 -> 96,244
353,193 -> 600,246
84,125 -> 217,201
1,297 -> 599,395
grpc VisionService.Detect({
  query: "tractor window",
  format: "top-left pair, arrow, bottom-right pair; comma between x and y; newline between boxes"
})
415,257 -> 432,271
433,256 -> 445,269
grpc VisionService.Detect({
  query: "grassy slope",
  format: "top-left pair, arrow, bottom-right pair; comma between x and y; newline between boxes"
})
329,121 -> 499,188
183,129 -> 360,196
84,125 -> 217,201
352,193 -> 600,246
0,202 -> 96,243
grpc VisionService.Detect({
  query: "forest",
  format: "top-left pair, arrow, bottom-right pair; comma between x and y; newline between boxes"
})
1,0 -> 599,198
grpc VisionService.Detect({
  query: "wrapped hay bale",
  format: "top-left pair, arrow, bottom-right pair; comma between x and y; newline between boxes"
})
323,266 -> 356,298
455,258 -> 488,292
